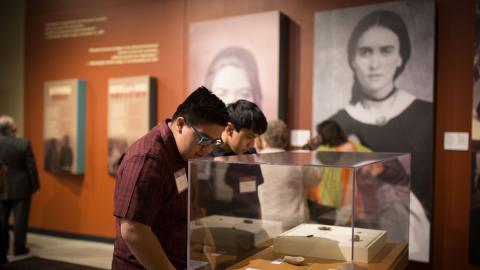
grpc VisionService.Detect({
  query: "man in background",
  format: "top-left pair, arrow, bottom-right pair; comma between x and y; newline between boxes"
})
210,100 -> 267,157
207,100 -> 267,218
0,160 -> 8,265
0,115 -> 40,257
257,120 -> 320,230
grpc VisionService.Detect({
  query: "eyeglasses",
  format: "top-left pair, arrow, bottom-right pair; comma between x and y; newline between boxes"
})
191,126 -> 223,147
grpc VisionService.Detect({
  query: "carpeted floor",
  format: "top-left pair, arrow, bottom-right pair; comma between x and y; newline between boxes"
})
2,256 -> 104,270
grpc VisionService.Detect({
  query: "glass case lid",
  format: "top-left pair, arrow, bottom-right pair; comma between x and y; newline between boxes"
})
190,151 -> 410,168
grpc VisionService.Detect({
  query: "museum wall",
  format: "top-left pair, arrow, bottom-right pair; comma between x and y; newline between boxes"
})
24,0 -> 186,238
22,0 -> 476,269
0,0 -> 25,136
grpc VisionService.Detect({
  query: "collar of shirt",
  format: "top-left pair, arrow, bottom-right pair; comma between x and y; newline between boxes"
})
208,147 -> 233,157
208,147 -> 257,157
158,119 -> 187,171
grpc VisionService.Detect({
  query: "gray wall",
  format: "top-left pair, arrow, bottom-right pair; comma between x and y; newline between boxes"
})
0,0 -> 25,136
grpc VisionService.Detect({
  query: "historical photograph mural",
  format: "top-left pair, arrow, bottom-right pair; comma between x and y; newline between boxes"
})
470,0 -> 480,264
43,79 -> 86,175
189,11 -> 286,119
107,76 -> 156,175
312,0 -> 435,262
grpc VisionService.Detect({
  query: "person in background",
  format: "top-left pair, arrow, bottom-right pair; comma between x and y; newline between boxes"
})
0,160 -> 8,265
257,120 -> 320,230
310,120 -> 427,247
0,115 -> 40,257
112,87 -> 228,270
210,100 -> 267,157
306,120 -> 370,222
207,100 -> 267,219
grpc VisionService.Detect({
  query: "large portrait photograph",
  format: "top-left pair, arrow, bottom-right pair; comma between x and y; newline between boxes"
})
189,11 -> 286,119
312,0 -> 435,262
470,0 -> 480,264
473,0 -> 480,146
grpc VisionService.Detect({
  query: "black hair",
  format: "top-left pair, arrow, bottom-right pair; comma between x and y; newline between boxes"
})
205,47 -> 262,105
227,99 -> 267,135
172,86 -> 229,127
316,120 -> 347,147
348,10 -> 411,105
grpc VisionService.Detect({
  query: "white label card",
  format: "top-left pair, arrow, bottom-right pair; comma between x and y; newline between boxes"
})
174,168 -> 188,194
239,176 -> 256,193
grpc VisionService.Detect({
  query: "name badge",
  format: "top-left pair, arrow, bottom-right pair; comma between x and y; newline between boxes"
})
239,176 -> 256,193
174,168 -> 188,194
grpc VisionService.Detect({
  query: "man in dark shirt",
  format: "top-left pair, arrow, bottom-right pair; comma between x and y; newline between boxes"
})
0,160 -> 7,266
207,100 -> 267,218
112,86 -> 229,270
0,115 -> 40,257
210,100 -> 267,157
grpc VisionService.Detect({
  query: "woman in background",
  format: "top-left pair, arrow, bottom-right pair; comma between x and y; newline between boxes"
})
306,120 -> 370,223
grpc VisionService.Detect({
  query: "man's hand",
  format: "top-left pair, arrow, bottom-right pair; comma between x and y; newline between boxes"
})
120,219 -> 176,270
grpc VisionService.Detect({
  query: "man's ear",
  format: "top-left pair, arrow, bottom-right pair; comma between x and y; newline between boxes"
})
175,117 -> 186,134
225,122 -> 234,136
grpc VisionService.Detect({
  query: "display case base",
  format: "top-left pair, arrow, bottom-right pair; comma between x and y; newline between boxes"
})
273,224 -> 387,263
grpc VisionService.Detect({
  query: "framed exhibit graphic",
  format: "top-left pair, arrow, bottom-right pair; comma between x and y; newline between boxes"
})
189,11 -> 287,120
43,79 -> 86,175
107,76 -> 156,175
312,0 -> 435,262
470,0 -> 480,264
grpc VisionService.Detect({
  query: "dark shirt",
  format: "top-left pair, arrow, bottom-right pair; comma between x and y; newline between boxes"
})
0,134 -> 39,200
207,147 -> 263,218
208,147 -> 257,157
112,120 -> 188,270
330,99 -> 433,215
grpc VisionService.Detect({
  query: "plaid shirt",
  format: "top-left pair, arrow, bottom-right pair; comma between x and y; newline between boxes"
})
112,120 -> 188,270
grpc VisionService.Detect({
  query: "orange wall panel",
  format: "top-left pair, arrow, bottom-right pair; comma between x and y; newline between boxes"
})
25,0 -> 186,238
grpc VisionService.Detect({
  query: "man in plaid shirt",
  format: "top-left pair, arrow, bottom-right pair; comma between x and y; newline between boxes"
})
112,87 -> 228,269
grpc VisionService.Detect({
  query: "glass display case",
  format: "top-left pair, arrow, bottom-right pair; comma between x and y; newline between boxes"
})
188,151 -> 410,270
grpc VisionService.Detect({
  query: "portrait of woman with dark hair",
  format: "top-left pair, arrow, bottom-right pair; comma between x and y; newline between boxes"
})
313,1 -> 435,262
334,10 -> 431,126
189,11 -> 285,119
205,46 -> 262,106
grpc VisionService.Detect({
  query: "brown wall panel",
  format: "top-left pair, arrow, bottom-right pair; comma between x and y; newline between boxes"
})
23,0 -> 479,269
432,0 -> 476,269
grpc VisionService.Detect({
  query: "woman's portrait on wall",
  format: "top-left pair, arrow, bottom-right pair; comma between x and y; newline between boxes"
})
189,11 -> 285,119
312,0 -> 435,263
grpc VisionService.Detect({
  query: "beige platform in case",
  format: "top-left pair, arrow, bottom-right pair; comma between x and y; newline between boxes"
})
190,215 -> 283,251
273,224 -> 387,263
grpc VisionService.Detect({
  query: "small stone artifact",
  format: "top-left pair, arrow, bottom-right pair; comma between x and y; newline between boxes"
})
284,256 -> 305,265
243,219 -> 253,224
318,226 -> 331,231
353,234 -> 361,241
